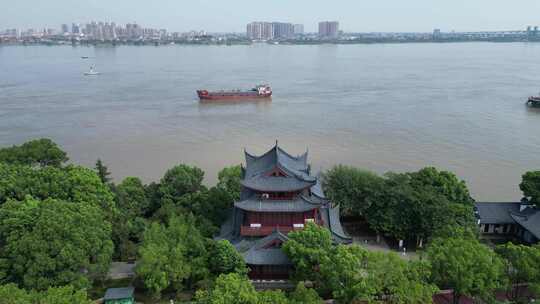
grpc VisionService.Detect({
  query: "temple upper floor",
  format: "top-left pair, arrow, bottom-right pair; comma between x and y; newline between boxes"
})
241,143 -> 317,193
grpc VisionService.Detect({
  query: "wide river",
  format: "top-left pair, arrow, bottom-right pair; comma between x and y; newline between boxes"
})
1,43 -> 540,200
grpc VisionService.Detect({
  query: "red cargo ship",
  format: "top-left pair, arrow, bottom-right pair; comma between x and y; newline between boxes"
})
197,84 -> 272,100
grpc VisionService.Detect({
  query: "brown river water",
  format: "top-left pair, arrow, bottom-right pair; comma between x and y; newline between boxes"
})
1,42 -> 540,200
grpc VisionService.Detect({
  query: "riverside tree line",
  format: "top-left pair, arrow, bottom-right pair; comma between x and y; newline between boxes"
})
0,138 -> 538,303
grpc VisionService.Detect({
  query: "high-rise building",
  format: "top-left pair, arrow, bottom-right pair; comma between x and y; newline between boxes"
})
272,22 -> 294,39
2,29 -> 20,38
126,23 -> 142,39
71,23 -> 80,34
247,22 -> 296,40
293,24 -> 304,35
247,22 -> 273,40
318,21 -> 339,38
433,29 -> 441,40
61,24 -> 69,34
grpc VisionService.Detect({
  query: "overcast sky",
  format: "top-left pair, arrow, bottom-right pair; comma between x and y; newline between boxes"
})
2,0 -> 540,33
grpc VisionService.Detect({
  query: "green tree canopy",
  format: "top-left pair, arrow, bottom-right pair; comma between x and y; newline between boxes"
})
209,240 -> 247,276
0,163 -> 116,215
0,284 -> 92,304
319,245 -> 436,304
195,274 -> 323,304
136,214 -> 209,299
323,166 -> 475,247
407,167 -> 474,205
217,165 -> 242,201
0,283 -> 33,304
288,282 -> 323,304
496,243 -> 540,301
363,251 -> 437,304
319,244 -> 374,303
95,159 -> 112,184
427,237 -> 504,304
282,223 -> 333,288
194,273 -> 258,304
112,177 -> 150,260
365,169 -> 475,247
116,177 -> 150,218
284,224 -> 436,303
257,290 -> 290,304
0,138 -> 68,167
322,165 -> 386,217
159,164 -> 205,204
0,197 -> 113,290
520,171 -> 540,207
152,186 -> 234,237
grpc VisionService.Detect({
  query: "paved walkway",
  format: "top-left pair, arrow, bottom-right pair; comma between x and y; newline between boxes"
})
351,236 -> 419,261
107,262 -> 136,280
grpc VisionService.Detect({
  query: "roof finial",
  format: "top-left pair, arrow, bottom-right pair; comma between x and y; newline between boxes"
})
275,139 -> 278,147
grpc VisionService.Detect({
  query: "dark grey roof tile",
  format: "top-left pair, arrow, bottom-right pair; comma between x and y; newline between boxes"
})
510,208 -> 540,240
241,176 -> 315,192
104,287 -> 134,300
234,196 -> 322,212
475,202 -> 522,224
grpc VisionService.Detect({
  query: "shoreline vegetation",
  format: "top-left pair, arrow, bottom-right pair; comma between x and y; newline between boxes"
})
0,138 -> 538,303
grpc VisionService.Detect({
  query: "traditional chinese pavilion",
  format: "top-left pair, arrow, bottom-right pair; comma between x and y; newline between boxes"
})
218,143 -> 351,280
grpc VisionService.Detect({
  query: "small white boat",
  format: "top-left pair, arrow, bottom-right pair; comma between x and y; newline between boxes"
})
84,66 -> 100,76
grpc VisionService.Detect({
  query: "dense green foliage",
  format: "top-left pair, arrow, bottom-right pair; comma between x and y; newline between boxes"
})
95,158 -> 112,184
0,138 -> 68,167
282,222 -> 333,288
324,166 -> 476,247
427,236 -> 504,304
159,164 -> 206,203
209,240 -> 248,276
194,273 -> 258,304
284,223 -> 437,303
152,164 -> 234,236
194,273 -> 323,304
322,165 -> 385,217
0,163 -> 116,214
0,284 -> 92,304
496,243 -> 540,301
288,282 -> 324,304
1,138 -> 539,304
0,197 -> 113,290
217,165 -> 243,201
112,177 -> 150,260
136,215 -> 209,298
520,171 -> 540,207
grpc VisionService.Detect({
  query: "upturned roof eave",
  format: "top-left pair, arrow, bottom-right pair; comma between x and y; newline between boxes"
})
234,195 -> 324,213
240,180 -> 315,192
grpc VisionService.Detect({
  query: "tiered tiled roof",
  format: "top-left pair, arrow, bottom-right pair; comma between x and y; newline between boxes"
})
235,195 -> 323,213
242,145 -> 316,192
242,230 -> 292,266
217,144 -> 352,269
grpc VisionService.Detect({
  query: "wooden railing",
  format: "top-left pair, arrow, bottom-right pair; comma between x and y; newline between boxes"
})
240,225 -> 303,236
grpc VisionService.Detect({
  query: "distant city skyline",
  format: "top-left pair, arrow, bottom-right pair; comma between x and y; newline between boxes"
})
2,0 -> 540,33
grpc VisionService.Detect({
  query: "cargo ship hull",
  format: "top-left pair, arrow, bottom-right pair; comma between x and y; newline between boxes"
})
528,96 -> 540,107
197,85 -> 272,101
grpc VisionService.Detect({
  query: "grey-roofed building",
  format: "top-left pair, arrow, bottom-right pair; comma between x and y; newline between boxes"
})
218,143 -> 351,280
104,287 -> 134,304
475,201 -> 539,244
510,209 -> 540,244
